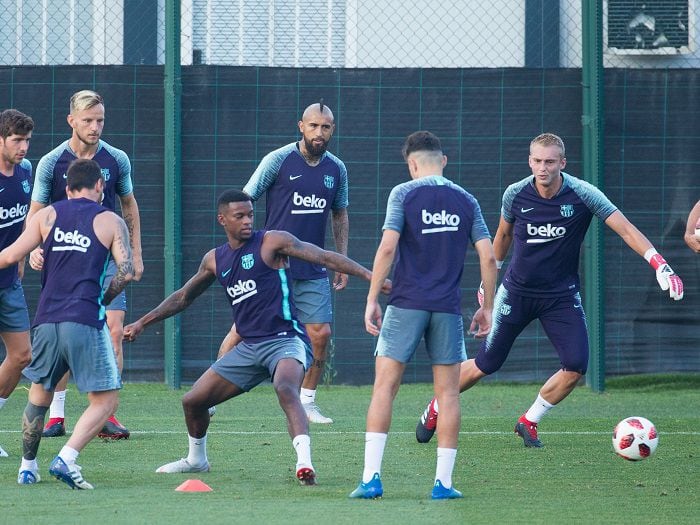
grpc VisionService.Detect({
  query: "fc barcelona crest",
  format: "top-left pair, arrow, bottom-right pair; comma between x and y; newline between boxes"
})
560,204 -> 574,218
22,180 -> 30,193
324,175 -> 334,189
499,304 -> 512,316
241,253 -> 254,270
101,168 -> 111,181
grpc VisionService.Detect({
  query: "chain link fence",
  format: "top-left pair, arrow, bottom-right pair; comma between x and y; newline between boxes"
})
1,1 -> 698,384
2,1 -> 698,68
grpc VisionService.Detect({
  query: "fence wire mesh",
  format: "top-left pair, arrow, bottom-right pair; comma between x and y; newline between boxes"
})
2,1 -> 699,68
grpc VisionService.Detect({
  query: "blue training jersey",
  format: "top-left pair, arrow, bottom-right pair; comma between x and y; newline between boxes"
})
33,198 -> 111,329
32,139 -> 133,211
243,142 -> 348,280
383,175 -> 491,314
0,159 -> 32,288
501,172 -> 617,298
215,230 -> 307,343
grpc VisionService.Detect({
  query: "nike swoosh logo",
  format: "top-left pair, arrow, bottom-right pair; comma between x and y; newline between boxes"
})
221,268 -> 232,277
0,188 -> 5,193
289,175 -> 302,181
521,207 -> 534,213
62,173 -> 67,179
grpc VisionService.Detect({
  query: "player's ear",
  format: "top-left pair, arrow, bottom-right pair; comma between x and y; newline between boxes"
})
560,156 -> 566,169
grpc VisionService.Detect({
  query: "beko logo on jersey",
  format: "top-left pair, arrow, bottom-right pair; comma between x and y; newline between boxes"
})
291,192 -> 325,214
52,227 -> 91,252
0,203 -> 28,228
526,223 -> 566,243
227,279 -> 258,305
421,209 -> 460,234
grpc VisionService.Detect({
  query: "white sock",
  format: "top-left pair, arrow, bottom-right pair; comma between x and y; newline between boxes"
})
0,397 -> 7,410
58,446 -> 79,465
300,388 -> 316,405
292,434 -> 313,469
435,447 -> 457,489
20,457 -> 38,472
525,394 -> 555,424
49,390 -> 66,419
186,434 -> 208,466
362,432 -> 387,483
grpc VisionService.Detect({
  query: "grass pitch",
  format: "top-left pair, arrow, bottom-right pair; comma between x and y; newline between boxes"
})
0,375 -> 698,524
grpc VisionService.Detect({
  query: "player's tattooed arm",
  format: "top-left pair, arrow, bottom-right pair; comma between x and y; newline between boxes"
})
103,218 -> 134,305
119,194 -> 144,280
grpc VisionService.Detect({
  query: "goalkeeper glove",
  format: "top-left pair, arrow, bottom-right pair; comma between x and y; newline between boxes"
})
648,252 -> 684,301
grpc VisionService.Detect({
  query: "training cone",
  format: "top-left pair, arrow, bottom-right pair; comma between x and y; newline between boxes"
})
175,479 -> 213,492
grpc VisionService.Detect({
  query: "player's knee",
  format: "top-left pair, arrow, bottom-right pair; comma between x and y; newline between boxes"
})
473,353 -> 504,376
307,324 -> 331,349
9,345 -> 32,369
273,381 -> 298,405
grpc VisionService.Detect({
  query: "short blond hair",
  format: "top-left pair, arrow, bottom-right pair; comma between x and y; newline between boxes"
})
530,133 -> 565,158
70,90 -> 104,114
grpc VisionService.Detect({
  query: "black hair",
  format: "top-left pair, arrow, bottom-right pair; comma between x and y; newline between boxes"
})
66,159 -> 103,191
402,131 -> 443,160
217,189 -> 252,210
0,109 -> 34,139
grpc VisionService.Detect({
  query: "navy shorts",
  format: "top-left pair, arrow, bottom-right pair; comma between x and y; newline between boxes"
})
0,279 -> 30,332
475,286 -> 589,375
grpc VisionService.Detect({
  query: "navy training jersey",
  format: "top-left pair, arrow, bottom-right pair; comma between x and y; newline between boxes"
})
501,172 -> 617,298
0,159 -> 32,288
383,175 -> 491,314
33,198 -> 111,329
215,230 -> 307,343
243,142 -> 348,280
32,139 -> 134,211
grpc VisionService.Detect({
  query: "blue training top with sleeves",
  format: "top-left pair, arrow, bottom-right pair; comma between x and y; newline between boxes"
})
32,140 -> 133,211
242,142 -> 348,281
33,198 -> 111,329
215,230 -> 307,343
0,159 -> 32,288
501,172 -> 617,298
383,175 -> 491,314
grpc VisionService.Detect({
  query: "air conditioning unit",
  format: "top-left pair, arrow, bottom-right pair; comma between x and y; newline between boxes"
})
605,0 -> 693,54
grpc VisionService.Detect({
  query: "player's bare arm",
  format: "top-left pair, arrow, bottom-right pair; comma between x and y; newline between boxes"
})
492,216 -> 514,262
119,192 -> 144,280
124,250 -> 217,341
26,200 -> 49,270
0,206 -> 48,268
470,238 -> 497,338
103,216 -> 134,305
331,207 -> 350,290
266,230 -> 373,282
684,199 -> 700,253
364,229 -> 399,336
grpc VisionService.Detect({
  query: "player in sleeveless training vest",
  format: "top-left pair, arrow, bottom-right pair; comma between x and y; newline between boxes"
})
27,90 -> 143,440
123,189 -> 388,486
0,109 -> 34,459
218,101 -> 348,424
350,131 -> 497,500
415,133 -> 684,448
0,158 -> 133,488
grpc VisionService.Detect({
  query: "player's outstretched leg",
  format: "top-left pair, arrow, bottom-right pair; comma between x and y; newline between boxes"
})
415,397 -> 438,443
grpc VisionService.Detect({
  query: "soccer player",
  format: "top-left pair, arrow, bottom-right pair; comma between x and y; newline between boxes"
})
27,90 -> 143,440
219,101 -> 348,424
123,189 -> 386,485
684,199 -> 700,253
350,131 -> 496,500
415,132 -> 684,448
0,158 -> 133,488
0,109 -> 34,458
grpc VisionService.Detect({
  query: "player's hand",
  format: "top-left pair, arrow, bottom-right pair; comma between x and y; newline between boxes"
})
469,306 -> 492,338
364,300 -> 383,336
332,272 -> 348,291
649,253 -> 684,301
132,253 -> 144,282
123,321 -> 144,342
29,248 -> 44,271
380,278 -> 392,295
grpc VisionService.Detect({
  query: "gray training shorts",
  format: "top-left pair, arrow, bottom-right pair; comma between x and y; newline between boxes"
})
26,322 -> 122,393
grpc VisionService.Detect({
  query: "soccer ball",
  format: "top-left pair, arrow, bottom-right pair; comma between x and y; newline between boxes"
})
612,416 -> 658,461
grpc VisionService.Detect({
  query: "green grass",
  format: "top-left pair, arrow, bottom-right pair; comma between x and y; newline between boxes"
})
0,376 -> 698,524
